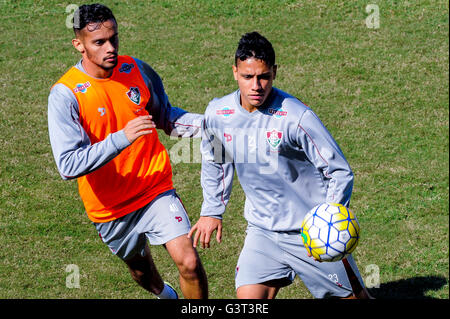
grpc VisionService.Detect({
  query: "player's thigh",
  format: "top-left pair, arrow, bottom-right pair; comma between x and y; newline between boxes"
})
235,226 -> 295,290
94,190 -> 191,261
94,209 -> 148,261
144,190 -> 200,270
281,232 -> 363,298
237,280 -> 284,299
144,189 -> 192,246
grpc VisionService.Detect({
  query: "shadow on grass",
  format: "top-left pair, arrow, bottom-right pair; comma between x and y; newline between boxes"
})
368,276 -> 448,299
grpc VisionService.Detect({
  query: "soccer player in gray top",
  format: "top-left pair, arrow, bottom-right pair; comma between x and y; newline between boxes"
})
188,32 -> 371,299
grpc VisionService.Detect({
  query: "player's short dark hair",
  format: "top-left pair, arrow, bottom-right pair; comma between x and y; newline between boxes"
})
73,3 -> 116,35
235,32 -> 276,67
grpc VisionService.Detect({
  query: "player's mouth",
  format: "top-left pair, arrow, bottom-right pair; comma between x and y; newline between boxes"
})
104,55 -> 117,63
249,94 -> 265,103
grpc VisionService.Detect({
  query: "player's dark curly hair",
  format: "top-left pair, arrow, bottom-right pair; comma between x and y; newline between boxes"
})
235,32 -> 276,67
73,3 -> 116,35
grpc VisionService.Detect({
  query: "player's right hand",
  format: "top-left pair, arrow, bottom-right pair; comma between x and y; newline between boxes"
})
123,115 -> 156,144
187,216 -> 222,249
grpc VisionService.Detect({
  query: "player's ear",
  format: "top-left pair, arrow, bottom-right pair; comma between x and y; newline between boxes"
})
72,37 -> 85,54
232,64 -> 238,81
272,64 -> 277,80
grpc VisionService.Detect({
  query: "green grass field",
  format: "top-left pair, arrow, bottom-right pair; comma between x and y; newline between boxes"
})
0,0 -> 448,299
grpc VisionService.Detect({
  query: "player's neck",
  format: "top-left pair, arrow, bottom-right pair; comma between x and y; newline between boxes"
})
81,59 -> 114,79
241,102 -> 258,113
240,89 -> 274,113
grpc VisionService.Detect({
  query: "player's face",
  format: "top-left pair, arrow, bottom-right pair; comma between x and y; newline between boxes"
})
72,19 -> 119,77
233,58 -> 277,112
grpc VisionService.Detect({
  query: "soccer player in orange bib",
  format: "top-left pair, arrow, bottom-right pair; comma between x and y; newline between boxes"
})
48,4 -> 207,299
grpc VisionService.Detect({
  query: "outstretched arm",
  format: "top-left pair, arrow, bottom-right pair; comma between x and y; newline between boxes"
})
135,58 -> 203,138
187,117 -> 234,248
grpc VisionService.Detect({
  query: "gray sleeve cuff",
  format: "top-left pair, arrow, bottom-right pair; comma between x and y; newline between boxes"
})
111,130 -> 131,151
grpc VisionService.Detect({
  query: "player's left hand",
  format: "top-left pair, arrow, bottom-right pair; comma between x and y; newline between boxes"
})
306,251 -> 322,263
123,115 -> 156,144
187,216 -> 222,249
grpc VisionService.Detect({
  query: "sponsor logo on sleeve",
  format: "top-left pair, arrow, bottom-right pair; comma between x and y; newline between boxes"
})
119,63 -> 135,73
73,81 -> 91,94
267,108 -> 287,118
216,107 -> 235,117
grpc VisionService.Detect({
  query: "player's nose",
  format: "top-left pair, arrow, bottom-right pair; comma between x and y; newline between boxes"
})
105,40 -> 117,53
251,78 -> 262,91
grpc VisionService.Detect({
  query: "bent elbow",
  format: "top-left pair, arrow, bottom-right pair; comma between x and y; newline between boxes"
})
56,152 -> 82,180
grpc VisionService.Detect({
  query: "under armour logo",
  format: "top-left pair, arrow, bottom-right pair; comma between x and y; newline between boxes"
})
169,203 -> 179,212
98,107 -> 106,116
175,216 -> 183,222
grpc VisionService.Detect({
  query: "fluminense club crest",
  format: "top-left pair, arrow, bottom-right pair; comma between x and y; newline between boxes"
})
126,87 -> 141,105
266,129 -> 283,150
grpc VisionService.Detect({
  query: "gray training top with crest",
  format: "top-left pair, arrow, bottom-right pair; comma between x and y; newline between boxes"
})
200,87 -> 354,232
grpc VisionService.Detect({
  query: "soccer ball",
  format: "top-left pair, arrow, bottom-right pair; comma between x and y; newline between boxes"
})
300,203 -> 360,262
